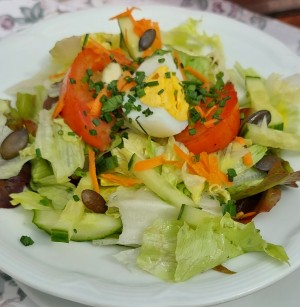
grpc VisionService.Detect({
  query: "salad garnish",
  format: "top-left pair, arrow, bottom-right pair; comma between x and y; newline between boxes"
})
1,7 -> 300,282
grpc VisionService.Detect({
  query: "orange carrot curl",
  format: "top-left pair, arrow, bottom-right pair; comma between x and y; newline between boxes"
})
51,92 -> 66,119
88,148 -> 100,193
100,173 -> 142,187
184,66 -> 210,89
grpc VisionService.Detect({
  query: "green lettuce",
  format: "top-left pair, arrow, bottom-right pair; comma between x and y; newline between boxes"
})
265,73 -> 300,134
162,18 -> 224,66
111,131 -> 195,208
229,158 -> 300,200
137,215 -> 288,282
10,190 -> 53,210
35,109 -> 85,183
107,187 -> 178,246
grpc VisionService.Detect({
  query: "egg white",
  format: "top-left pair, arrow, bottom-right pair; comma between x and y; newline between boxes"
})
123,53 -> 189,138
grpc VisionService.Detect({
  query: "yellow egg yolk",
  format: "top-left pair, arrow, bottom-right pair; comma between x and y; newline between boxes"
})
140,66 -> 189,121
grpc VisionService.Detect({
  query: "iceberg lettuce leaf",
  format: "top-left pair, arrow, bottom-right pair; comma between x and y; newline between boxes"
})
137,214 -> 288,282
35,109 -> 85,183
162,18 -> 224,65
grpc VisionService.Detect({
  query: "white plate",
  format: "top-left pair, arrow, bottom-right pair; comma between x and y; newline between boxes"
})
1,5 -> 300,307
15,267 -> 300,307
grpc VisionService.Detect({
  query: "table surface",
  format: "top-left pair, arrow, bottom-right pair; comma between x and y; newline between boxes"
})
229,0 -> 300,27
1,1 -> 300,306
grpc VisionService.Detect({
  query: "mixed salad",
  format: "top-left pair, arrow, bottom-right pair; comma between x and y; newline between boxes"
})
1,8 -> 300,282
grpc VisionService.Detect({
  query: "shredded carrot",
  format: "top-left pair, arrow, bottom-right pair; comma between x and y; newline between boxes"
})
51,92 -> 66,119
100,173 -> 143,187
88,148 -> 100,193
203,119 -> 218,128
195,105 -> 205,118
173,144 -> 231,186
173,144 -> 190,161
173,51 -> 186,80
117,70 -> 136,92
243,151 -> 253,166
204,105 -> 218,119
234,136 -> 247,146
134,155 -> 166,172
110,7 -> 138,20
195,104 -> 218,126
184,66 -> 210,89
87,88 -> 107,117
110,7 -> 162,58
85,38 -> 132,66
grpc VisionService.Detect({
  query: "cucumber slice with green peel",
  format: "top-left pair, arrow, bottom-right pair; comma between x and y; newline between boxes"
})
50,197 -> 85,242
244,123 -> 300,151
33,209 -> 61,234
33,210 -> 122,242
50,176 -> 92,243
134,168 -> 195,209
246,76 -> 284,130
71,213 -> 122,242
178,204 -> 219,227
118,17 -> 142,60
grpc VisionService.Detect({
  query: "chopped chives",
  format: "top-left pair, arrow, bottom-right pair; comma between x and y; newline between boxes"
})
69,78 -> 76,84
207,101 -> 216,108
158,89 -> 164,95
158,58 -> 165,63
82,34 -> 89,49
89,129 -> 97,136
20,236 -> 34,246
165,72 -> 171,78
73,195 -> 80,202
86,68 -> 93,77
136,88 -> 146,98
35,148 -> 41,158
142,108 -> 153,117
227,168 -> 237,182
92,118 -> 100,126
212,109 -> 222,119
67,132 -> 75,136
125,76 -> 133,82
188,128 -> 197,135
146,80 -> 159,87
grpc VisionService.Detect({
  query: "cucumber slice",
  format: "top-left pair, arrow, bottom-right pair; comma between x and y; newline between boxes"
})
33,210 -> 122,242
246,76 -> 283,130
33,209 -> 61,234
118,17 -> 142,59
134,168 -> 195,209
178,204 -> 218,227
244,123 -> 300,151
71,213 -> 122,242
50,198 -> 85,242
50,176 -> 91,243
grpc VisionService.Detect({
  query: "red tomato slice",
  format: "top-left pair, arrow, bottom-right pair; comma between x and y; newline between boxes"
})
175,82 -> 240,154
60,46 -> 131,151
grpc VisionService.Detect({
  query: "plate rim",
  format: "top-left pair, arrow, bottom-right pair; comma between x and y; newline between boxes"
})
1,5 -> 300,307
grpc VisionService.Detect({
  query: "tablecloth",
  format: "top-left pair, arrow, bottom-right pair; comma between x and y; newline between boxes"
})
1,0 -> 300,306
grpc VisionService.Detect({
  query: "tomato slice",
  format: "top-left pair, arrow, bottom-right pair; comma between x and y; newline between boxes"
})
60,46 -> 132,151
175,82 -> 240,154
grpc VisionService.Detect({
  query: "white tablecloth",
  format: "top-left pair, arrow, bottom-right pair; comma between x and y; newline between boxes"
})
1,1 -> 300,306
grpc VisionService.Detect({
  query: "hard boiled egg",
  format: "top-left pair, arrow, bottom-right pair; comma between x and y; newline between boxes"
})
123,53 -> 189,138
